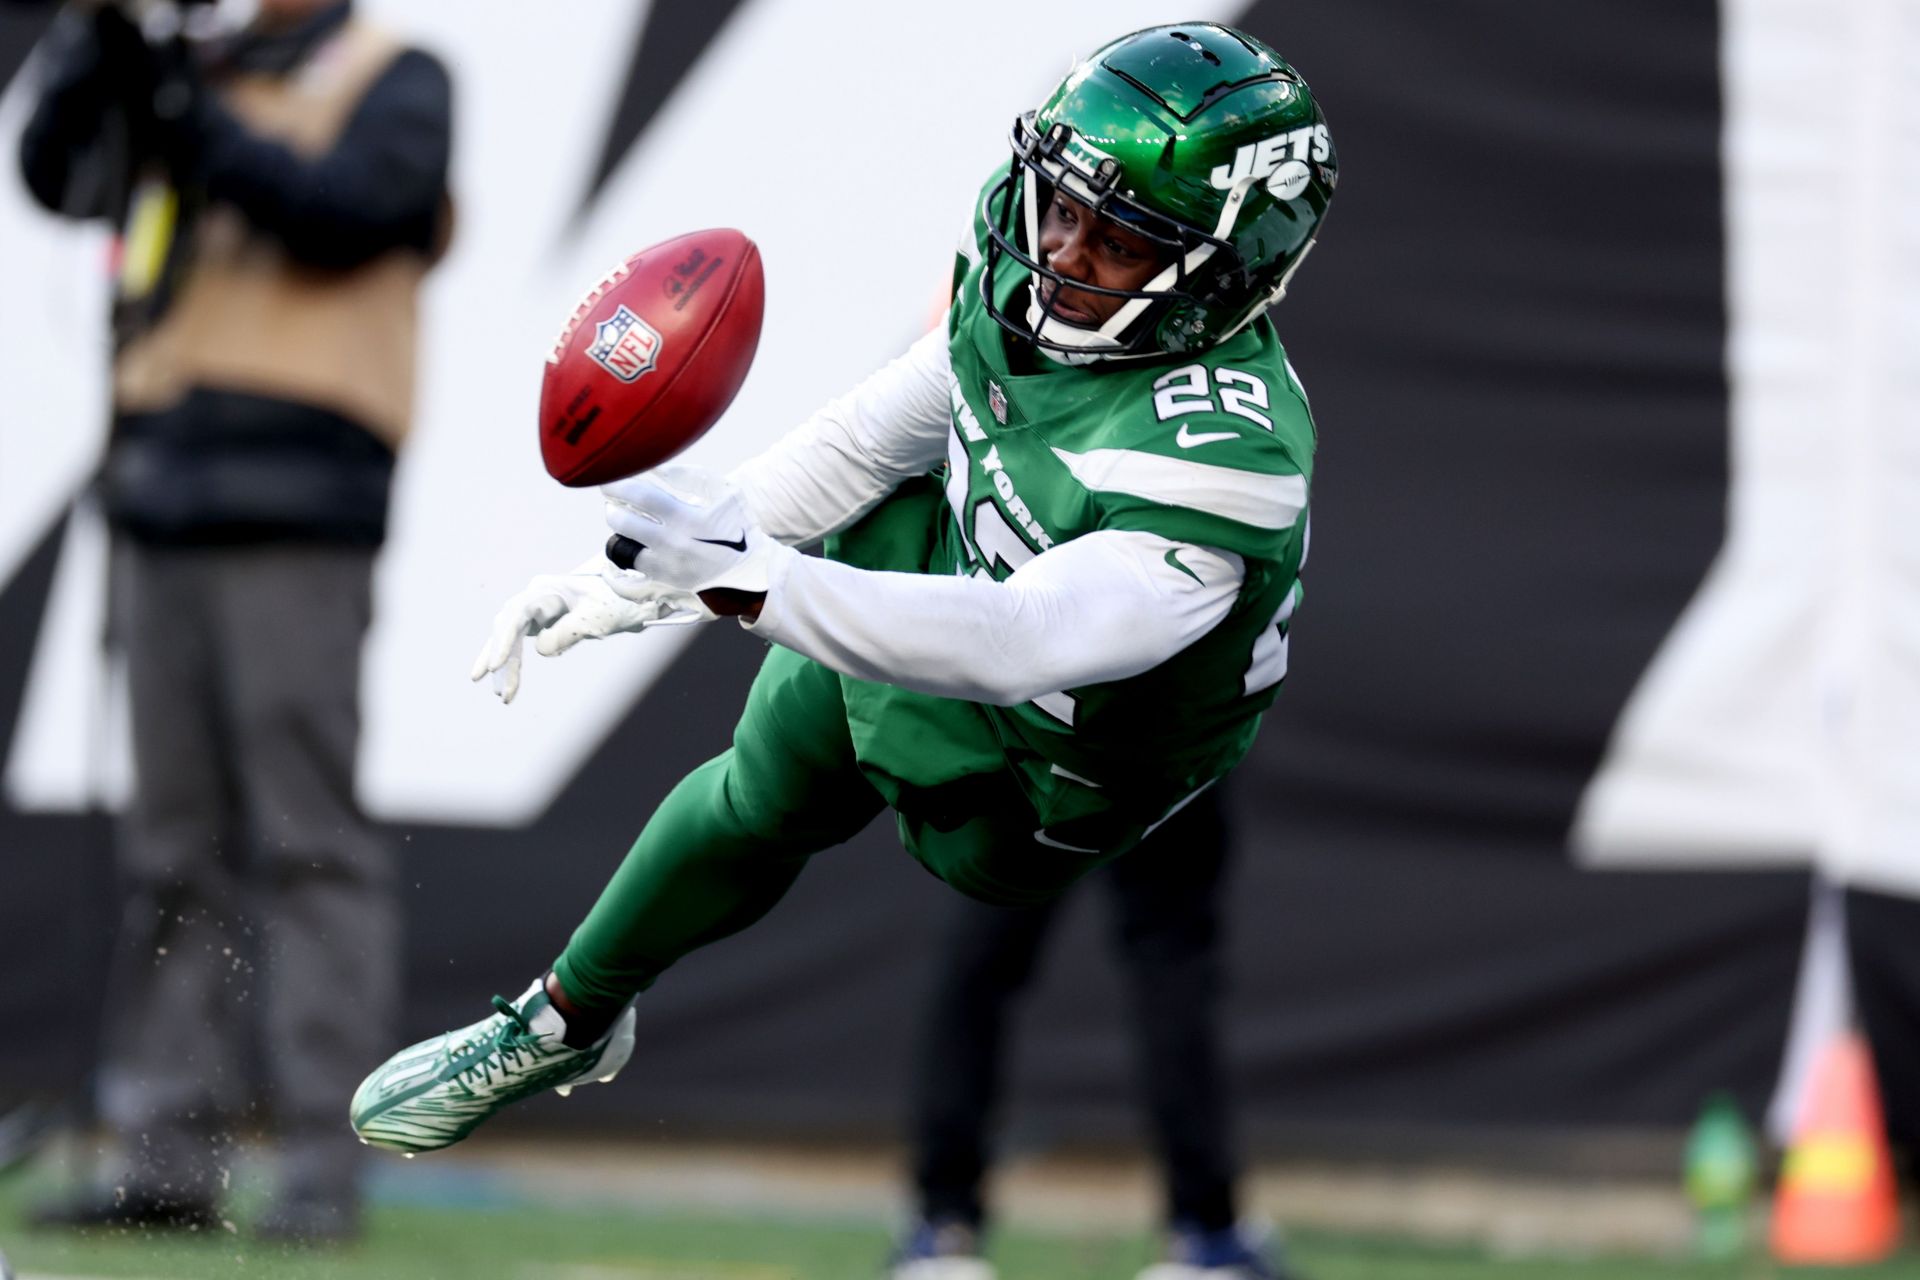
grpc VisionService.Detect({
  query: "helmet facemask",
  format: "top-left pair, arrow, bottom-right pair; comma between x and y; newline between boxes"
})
983,112 -> 1263,361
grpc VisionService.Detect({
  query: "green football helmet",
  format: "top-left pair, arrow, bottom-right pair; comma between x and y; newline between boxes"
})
983,22 -> 1337,360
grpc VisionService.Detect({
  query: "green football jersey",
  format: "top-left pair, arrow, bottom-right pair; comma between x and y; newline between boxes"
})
834,168 -> 1315,856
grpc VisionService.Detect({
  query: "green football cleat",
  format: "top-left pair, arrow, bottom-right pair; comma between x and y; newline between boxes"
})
350,980 -> 636,1154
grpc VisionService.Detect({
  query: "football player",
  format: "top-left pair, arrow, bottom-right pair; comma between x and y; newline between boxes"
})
353,16 -> 1333,1245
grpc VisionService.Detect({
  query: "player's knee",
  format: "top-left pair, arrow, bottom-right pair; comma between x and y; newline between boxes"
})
715,758 -> 874,849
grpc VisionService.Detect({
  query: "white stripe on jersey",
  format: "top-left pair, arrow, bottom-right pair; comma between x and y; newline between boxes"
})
1050,447 -> 1307,531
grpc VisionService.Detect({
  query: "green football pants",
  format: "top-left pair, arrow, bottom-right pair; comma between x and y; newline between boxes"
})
552,646 -> 1114,1011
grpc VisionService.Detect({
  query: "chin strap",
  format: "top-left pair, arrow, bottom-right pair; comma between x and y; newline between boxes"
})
1026,282 -> 1117,364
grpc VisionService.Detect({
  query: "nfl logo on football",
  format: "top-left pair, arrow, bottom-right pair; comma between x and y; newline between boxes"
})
586,305 -> 664,383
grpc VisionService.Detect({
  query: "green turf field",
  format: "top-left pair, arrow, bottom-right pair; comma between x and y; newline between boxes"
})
3,1178 -> 1919,1280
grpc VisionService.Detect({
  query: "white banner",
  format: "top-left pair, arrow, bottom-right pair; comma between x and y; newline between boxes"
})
1575,0 -> 1920,897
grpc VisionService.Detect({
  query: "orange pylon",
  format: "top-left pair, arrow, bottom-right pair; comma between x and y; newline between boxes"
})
1769,1031 -> 1901,1264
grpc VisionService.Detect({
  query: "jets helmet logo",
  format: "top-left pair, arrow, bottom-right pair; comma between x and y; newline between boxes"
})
1209,124 -> 1332,199
586,305 -> 663,383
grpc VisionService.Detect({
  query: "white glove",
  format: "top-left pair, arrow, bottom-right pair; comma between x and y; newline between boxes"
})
602,463 -> 793,596
469,557 -> 711,704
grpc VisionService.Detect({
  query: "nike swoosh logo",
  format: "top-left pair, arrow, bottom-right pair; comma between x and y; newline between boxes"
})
1176,424 -> 1239,448
1163,547 -> 1204,584
696,533 -> 749,552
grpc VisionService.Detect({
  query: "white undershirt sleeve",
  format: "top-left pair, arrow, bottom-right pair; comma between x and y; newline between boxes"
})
746,530 -> 1245,705
728,322 -> 954,547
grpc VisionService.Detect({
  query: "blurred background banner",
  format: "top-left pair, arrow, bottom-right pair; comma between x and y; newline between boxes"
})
0,0 -> 1914,1162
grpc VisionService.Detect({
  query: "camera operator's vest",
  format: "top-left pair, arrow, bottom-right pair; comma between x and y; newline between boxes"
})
113,20 -> 444,449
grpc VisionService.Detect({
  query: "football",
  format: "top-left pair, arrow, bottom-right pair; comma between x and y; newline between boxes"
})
539,228 -> 765,487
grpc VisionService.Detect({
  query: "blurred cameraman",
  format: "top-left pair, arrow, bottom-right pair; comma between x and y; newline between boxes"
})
18,0 -> 451,1243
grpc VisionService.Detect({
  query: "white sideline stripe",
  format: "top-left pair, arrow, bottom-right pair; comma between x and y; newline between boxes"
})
1052,447 -> 1307,530
1034,829 -> 1101,853
1142,778 -> 1220,840
1284,354 -> 1312,408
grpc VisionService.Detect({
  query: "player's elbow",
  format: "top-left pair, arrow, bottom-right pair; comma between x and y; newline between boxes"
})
971,641 -> 1102,706
959,632 -> 1071,705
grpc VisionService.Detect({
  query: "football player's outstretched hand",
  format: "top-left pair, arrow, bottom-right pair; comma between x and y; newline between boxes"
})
602,463 -> 790,595
470,557 -> 711,704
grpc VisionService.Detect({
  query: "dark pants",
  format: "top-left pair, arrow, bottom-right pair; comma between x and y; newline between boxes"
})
97,540 -> 396,1215
908,789 -> 1239,1232
1851,888 -> 1920,1162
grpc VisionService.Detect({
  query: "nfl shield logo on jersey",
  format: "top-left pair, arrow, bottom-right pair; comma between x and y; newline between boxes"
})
987,380 -> 1009,425
586,305 -> 663,383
